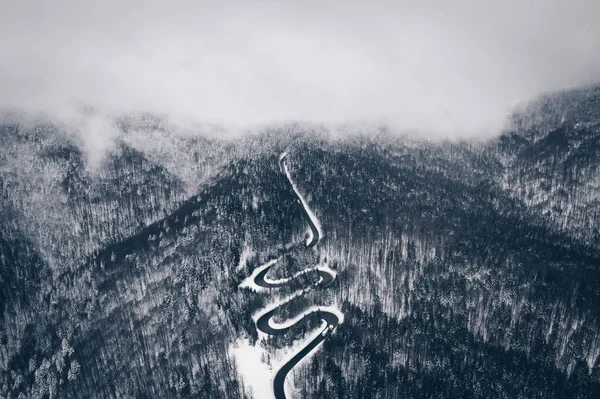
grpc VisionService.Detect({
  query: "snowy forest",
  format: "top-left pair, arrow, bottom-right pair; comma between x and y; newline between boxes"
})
1,84 -> 600,398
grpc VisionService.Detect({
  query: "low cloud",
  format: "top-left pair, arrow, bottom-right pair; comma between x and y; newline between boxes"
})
77,113 -> 119,169
1,0 -> 599,138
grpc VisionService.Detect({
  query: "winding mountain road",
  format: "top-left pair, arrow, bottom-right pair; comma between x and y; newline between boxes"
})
247,152 -> 341,399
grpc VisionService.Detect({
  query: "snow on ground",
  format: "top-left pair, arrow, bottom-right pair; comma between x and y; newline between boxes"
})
252,291 -> 306,341
229,338 -> 273,399
236,239 -> 255,273
264,265 -> 322,286
269,305 -> 345,330
231,306 -> 344,399
280,152 -> 324,245
229,331 -> 324,399
278,309 -> 344,399
282,323 -> 328,399
240,257 -> 333,291
239,257 -> 281,293
316,265 -> 337,281
234,153 -> 339,398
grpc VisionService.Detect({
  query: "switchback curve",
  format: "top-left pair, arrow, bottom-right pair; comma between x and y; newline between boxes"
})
242,151 -> 342,399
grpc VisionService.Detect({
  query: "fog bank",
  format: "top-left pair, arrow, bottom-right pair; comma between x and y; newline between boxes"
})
1,0 -> 599,138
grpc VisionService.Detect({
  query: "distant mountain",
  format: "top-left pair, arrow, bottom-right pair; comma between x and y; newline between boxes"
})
497,83 -> 600,246
1,85 -> 599,398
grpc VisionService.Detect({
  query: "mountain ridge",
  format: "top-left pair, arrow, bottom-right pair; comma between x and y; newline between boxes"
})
1,84 -> 600,398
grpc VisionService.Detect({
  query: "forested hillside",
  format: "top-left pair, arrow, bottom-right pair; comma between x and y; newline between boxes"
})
1,84 -> 599,398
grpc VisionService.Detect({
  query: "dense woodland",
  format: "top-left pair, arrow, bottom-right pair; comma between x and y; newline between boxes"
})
1,84 -> 600,398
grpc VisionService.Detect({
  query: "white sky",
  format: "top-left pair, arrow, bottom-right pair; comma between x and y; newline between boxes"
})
1,0 -> 599,137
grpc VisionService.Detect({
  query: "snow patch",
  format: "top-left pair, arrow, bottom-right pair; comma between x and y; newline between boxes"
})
280,152 -> 324,245
236,239 -> 255,273
264,265 -> 324,286
239,258 -> 282,292
229,338 -> 273,399
230,311 -> 343,399
316,265 -> 337,281
275,317 -> 343,399
268,305 -> 345,330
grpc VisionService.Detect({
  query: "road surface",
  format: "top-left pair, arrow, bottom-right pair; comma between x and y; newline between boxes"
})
250,152 -> 341,399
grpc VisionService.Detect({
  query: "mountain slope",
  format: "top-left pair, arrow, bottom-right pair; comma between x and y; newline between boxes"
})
1,87 -> 600,398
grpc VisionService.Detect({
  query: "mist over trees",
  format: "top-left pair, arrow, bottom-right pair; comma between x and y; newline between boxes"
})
1,84 -> 600,398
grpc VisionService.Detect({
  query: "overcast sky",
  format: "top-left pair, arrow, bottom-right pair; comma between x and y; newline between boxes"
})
1,0 -> 599,137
